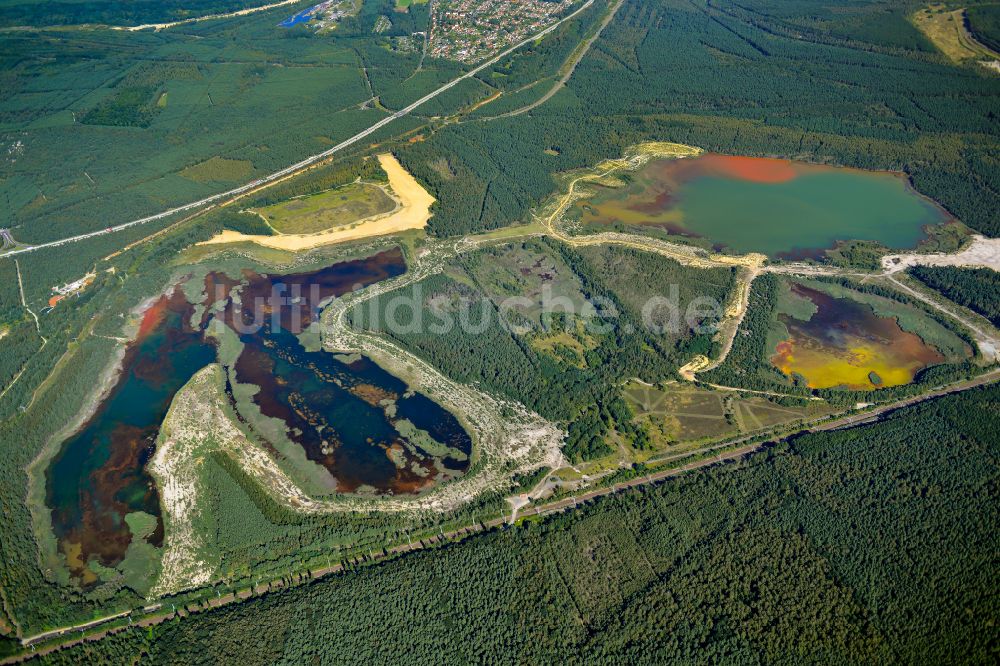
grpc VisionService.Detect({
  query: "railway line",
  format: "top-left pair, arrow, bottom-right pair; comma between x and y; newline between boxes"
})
6,365 -> 997,664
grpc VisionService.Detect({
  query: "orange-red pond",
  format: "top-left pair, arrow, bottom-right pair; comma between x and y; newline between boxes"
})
771,284 -> 944,390
572,153 -> 951,258
46,248 -> 472,585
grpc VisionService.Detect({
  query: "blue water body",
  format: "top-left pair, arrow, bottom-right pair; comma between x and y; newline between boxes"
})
279,8 -> 315,27
46,248 -> 470,587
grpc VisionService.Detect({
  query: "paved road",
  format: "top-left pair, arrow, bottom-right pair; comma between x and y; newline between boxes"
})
1,0 -> 597,258
485,0 -> 623,120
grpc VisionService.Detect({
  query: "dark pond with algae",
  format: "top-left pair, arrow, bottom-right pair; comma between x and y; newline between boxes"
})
46,248 -> 471,584
770,284 -> 945,390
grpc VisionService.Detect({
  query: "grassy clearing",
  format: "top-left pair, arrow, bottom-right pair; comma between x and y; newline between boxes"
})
912,4 -> 1000,63
529,318 -> 598,368
775,280 -> 818,322
256,182 -> 396,235
179,157 -> 254,184
463,239 -> 589,326
623,381 -> 830,450
625,382 -> 734,445
199,154 -> 434,251
394,0 -> 428,11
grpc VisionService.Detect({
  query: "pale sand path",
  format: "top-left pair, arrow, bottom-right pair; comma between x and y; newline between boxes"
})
198,153 -> 434,251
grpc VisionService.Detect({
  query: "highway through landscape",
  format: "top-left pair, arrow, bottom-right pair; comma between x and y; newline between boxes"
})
0,0 -> 597,258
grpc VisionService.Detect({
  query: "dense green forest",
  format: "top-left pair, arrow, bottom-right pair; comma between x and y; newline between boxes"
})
910,265 -> 1000,326
0,320 -> 42,390
79,86 -> 161,128
0,0 -> 446,247
700,273 -> 803,393
402,0 -> 1000,237
351,240 -> 733,460
0,0 -> 285,27
0,258 -> 20,323
35,384 -> 1000,664
1,0 -> 998,648
967,2 -> 1000,52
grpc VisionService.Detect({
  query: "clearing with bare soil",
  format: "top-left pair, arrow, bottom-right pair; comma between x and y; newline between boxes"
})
199,154 -> 435,251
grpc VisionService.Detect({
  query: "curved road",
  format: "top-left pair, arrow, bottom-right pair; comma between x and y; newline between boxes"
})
2,0 -> 598,258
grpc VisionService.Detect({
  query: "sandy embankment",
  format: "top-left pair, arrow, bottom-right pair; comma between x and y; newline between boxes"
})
882,235 -> 1000,274
198,154 -> 434,251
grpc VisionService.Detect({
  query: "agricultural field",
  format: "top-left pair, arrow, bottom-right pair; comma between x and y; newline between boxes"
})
179,157 -> 255,185
623,381 -> 832,449
394,0 -> 428,12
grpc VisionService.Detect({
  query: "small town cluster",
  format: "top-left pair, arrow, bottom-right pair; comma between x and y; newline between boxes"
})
428,0 -> 575,63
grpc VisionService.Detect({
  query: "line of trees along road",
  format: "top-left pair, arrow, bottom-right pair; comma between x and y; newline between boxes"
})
910,265 -> 1000,328
33,383 -> 1000,664
402,0 -> 1000,238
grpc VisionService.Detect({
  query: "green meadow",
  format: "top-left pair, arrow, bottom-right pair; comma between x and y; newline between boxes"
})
257,182 -> 396,234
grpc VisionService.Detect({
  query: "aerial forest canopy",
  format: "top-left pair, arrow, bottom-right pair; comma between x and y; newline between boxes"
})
910,264 -> 1000,327
401,0 -> 1000,237
33,384 -> 1000,664
0,0 -> 997,662
967,2 -> 1000,52
0,1 -> 285,27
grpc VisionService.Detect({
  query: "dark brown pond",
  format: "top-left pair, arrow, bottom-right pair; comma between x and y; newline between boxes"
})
46,248 -> 470,586
46,288 -> 215,585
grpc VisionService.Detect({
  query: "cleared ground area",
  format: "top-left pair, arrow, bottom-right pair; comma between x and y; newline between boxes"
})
912,4 -> 1000,69
199,153 -> 435,251
256,183 -> 397,235
624,381 -> 834,449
